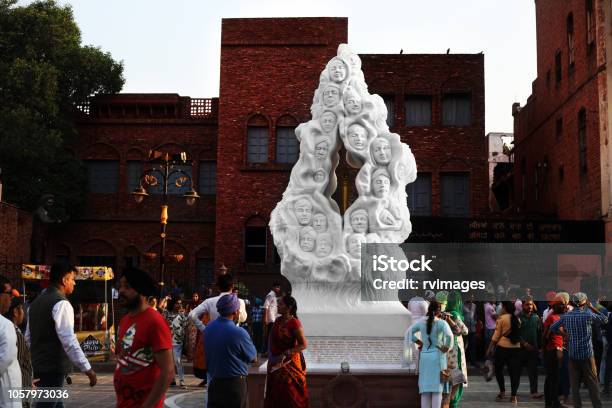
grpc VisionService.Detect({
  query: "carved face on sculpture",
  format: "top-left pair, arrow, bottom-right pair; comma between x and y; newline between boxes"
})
327,58 -> 348,83
299,227 -> 316,252
350,209 -> 369,233
372,169 -> 391,198
396,163 -> 406,181
372,138 -> 391,165
343,90 -> 362,115
315,139 -> 330,160
293,198 -> 312,226
346,233 -> 366,259
323,85 -> 341,108
315,233 -> 333,257
313,169 -> 326,183
347,124 -> 367,150
312,213 -> 328,233
348,54 -> 362,72
319,111 -> 337,134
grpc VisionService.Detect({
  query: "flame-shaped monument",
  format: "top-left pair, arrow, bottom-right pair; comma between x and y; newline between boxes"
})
270,45 -> 416,360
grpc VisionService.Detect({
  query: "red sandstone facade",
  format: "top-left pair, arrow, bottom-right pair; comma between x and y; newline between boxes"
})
513,0 -> 612,225
361,54 -> 487,217
28,17 -> 488,295
0,202 -> 32,282
215,18 -> 487,293
49,94 -> 218,289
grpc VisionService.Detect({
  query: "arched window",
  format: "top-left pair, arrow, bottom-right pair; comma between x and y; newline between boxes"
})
275,115 -> 298,164
78,239 -> 117,269
83,143 -> 120,194
244,216 -> 267,264
124,246 -> 140,269
555,51 -> 562,84
578,108 -> 587,174
199,161 -> 216,195
521,158 -> 527,203
247,115 -> 269,163
567,13 -> 575,69
586,0 -> 594,51
126,148 -> 144,193
195,247 -> 214,288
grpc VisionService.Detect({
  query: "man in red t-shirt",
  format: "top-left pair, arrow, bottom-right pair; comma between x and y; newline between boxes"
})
114,268 -> 174,408
542,298 -> 567,408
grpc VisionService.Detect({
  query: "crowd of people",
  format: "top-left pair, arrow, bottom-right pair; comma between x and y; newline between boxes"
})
2,265 -> 612,408
0,266 -> 307,408
405,288 -> 611,408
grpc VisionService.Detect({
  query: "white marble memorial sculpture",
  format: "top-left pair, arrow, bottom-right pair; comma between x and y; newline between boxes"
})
270,44 -> 417,337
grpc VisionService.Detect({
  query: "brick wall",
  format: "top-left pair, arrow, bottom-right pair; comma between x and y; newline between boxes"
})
513,0 -> 607,219
215,18 -> 349,294
50,94 -> 217,290
215,18 -> 488,295
0,202 -> 32,282
360,54 -> 488,217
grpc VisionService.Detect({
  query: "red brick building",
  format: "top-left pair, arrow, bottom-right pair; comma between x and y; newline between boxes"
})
0,202 -> 32,282
215,18 -> 487,293
49,94 -> 218,290
42,17 -> 488,295
513,0 -> 612,230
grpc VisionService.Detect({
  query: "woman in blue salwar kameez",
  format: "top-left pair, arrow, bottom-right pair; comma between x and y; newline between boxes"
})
411,301 -> 454,408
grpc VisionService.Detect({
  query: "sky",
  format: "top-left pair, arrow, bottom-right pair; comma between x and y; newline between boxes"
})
52,0 -> 536,134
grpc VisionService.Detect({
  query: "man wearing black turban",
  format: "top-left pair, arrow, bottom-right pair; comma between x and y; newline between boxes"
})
114,268 -> 174,408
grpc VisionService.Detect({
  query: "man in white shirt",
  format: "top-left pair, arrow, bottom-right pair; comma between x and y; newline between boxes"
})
188,273 -> 247,332
0,291 -> 22,408
263,282 -> 281,354
26,263 -> 96,404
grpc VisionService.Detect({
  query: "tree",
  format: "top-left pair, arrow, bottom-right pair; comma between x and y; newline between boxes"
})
0,0 -> 124,218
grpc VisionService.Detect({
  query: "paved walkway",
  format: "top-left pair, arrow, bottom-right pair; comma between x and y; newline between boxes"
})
52,372 -> 612,407
56,373 -> 204,407
461,375 -> 611,407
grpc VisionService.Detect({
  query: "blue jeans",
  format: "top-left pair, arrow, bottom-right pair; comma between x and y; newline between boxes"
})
173,344 -> 184,381
559,349 -> 570,397
35,373 -> 65,408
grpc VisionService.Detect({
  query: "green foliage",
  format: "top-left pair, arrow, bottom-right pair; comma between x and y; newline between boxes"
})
0,0 -> 124,217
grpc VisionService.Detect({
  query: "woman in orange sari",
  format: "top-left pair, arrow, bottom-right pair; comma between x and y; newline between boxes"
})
264,295 -> 308,408
191,312 -> 209,386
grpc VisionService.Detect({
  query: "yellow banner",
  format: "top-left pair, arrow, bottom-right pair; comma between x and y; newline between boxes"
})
21,265 -> 114,281
76,328 -> 114,362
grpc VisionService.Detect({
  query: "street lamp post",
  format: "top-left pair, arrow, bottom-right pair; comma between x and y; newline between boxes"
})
131,150 -> 199,295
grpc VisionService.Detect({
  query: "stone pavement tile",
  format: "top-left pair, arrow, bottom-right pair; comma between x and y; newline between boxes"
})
164,390 -> 207,408
462,374 -> 612,407
59,373 -> 205,407
37,372 -> 612,407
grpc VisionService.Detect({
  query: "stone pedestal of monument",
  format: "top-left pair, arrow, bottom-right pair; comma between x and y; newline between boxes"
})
248,363 -> 419,408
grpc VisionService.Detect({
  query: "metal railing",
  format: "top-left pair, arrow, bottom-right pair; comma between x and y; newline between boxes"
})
189,98 -> 214,118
